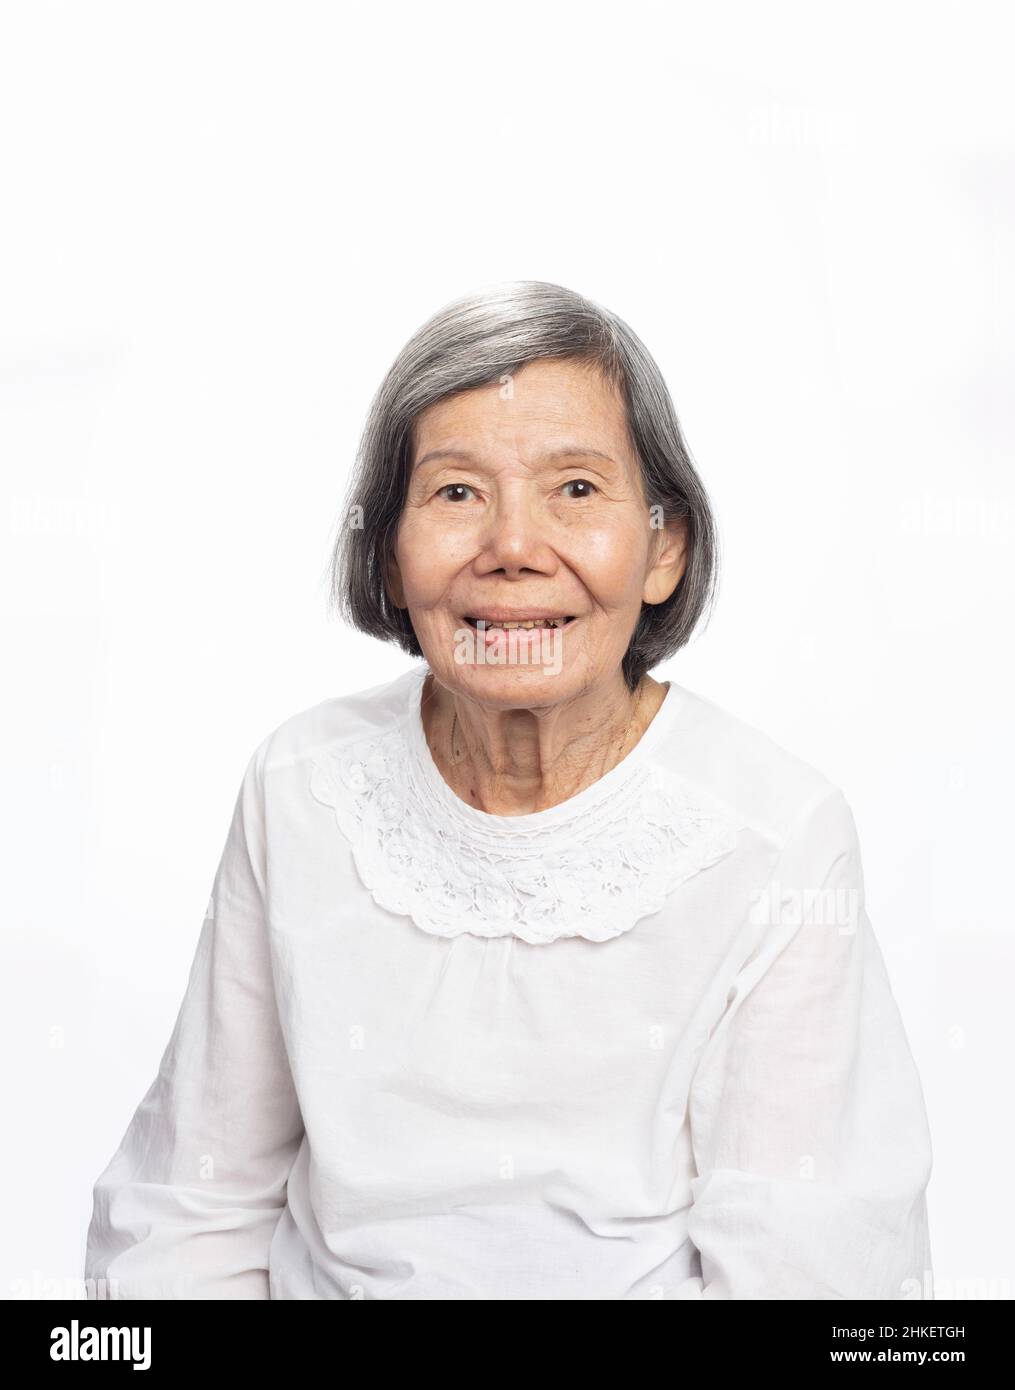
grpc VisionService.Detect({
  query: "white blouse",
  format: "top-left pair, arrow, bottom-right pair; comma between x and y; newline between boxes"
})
85,662 -> 934,1300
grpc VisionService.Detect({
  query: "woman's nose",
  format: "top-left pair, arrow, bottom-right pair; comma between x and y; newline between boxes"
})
477,490 -> 556,575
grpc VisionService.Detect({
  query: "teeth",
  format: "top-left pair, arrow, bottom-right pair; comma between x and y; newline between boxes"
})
470,618 -> 567,630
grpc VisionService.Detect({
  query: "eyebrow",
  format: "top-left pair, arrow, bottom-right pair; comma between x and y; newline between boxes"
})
412,446 -> 618,470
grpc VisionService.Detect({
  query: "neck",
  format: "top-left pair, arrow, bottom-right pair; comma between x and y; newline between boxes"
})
421,671 -> 667,815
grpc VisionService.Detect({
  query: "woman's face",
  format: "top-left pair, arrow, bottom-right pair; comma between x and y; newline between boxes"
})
387,356 -> 686,708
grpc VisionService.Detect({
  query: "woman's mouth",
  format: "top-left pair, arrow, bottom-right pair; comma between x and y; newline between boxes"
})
462,615 -> 576,632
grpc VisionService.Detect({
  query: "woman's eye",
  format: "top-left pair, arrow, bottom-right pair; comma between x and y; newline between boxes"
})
437,483 -> 476,502
561,478 -> 597,499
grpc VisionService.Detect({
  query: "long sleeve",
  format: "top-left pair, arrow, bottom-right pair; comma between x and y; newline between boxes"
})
680,785 -> 933,1300
85,739 -> 305,1299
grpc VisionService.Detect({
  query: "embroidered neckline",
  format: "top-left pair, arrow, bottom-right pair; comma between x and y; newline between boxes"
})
309,666 -> 740,945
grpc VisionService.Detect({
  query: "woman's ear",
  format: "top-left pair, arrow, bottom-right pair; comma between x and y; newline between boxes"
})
643,513 -> 689,606
384,547 -> 406,609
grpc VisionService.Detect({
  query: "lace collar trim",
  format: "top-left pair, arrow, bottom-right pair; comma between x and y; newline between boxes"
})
309,666 -> 741,945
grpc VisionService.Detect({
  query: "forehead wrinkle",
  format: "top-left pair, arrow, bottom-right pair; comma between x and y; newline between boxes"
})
413,444 -> 624,474
412,367 -> 632,472
412,383 -> 633,473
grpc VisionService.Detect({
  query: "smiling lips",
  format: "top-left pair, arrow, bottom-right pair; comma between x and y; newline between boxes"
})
460,613 -> 577,644
464,615 -> 573,630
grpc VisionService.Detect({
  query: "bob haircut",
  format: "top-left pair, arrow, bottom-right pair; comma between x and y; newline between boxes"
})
330,280 -> 720,691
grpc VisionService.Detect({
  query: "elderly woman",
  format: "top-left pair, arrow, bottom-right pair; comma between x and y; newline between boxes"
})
86,281 -> 933,1301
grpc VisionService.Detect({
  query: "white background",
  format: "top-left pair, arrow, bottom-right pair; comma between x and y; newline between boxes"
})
1,0 -> 1011,1300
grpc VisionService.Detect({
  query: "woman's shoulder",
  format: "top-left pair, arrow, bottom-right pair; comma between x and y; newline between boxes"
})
660,680 -> 845,850
247,664 -> 421,780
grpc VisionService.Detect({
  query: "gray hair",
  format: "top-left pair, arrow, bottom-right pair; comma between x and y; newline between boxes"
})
329,280 -> 720,690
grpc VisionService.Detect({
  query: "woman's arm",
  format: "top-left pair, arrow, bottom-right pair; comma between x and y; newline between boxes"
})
84,739 -> 305,1299
681,785 -> 933,1300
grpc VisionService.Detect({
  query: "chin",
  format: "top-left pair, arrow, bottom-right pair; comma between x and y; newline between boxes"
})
432,658 -> 586,710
